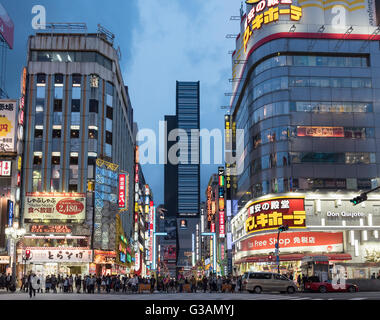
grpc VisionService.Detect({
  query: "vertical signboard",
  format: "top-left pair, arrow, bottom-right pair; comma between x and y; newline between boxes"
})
0,100 -> 16,153
7,200 -> 13,227
118,174 -> 126,208
218,167 -> 225,238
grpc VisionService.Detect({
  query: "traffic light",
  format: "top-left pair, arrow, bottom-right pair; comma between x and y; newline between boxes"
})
350,193 -> 367,206
278,225 -> 289,232
25,249 -> 31,260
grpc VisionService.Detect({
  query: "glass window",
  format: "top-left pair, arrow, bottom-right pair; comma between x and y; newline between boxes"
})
33,155 -> 42,165
54,99 -> 62,112
52,129 -> 61,138
105,131 -> 112,145
35,128 -> 43,138
72,74 -> 81,86
88,129 -> 98,139
72,87 -> 81,99
37,74 -> 46,84
70,156 -> 78,165
89,99 -> 98,113
54,74 -> 64,84
106,106 -> 113,119
70,129 -> 80,139
36,86 -> 45,99
72,99 -> 81,112
51,156 -> 60,165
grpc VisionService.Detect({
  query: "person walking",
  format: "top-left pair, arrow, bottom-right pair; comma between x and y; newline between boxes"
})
190,276 -> 197,293
202,276 -> 208,293
150,276 -> 156,293
40,274 -> 45,293
51,274 -> 57,293
28,273 -> 39,298
96,276 -> 101,293
75,275 -> 82,293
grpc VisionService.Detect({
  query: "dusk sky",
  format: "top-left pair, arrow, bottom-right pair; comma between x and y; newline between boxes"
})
2,0 -> 240,205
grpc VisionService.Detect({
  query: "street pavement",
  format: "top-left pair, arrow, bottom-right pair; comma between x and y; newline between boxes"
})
0,290 -> 379,300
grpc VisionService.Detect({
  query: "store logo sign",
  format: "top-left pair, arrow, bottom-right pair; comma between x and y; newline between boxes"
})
244,0 -> 303,52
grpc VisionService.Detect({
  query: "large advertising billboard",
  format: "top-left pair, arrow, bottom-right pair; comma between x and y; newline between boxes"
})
24,192 -> 86,221
0,4 -> 14,49
245,196 -> 306,234
0,100 -> 16,153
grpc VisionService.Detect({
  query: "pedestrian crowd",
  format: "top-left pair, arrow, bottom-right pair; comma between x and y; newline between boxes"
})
3,272 -> 244,297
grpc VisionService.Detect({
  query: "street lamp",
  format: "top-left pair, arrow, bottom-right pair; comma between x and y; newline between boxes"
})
5,226 -> 26,290
275,225 -> 289,274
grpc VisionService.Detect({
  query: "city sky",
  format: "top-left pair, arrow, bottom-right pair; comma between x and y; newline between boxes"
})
2,0 -> 240,205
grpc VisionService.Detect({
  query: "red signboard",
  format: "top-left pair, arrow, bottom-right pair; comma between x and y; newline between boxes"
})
119,174 -> 126,208
30,225 -> 72,234
297,126 -> 344,138
211,222 -> 215,233
219,211 -> 225,237
163,245 -> 176,261
240,232 -> 343,253
0,4 -> 14,49
246,197 -> 306,234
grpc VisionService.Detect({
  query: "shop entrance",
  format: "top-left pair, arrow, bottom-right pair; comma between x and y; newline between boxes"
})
68,266 -> 82,276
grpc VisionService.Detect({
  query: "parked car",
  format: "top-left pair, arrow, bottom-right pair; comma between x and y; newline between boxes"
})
304,276 -> 358,293
242,272 -> 297,294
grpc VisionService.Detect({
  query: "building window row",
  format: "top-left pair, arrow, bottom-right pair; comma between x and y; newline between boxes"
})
249,177 -> 374,201
251,152 -> 375,174
252,126 -> 374,150
253,54 -> 368,77
252,76 -> 372,101
31,51 -> 112,70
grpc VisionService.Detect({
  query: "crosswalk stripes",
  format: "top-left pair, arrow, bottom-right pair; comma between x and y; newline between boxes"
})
349,298 -> 366,300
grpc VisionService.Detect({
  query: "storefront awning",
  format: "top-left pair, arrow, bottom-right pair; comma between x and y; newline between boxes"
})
235,253 -> 352,264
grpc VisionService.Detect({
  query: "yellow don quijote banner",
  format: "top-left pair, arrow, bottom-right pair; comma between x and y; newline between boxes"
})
245,196 -> 307,234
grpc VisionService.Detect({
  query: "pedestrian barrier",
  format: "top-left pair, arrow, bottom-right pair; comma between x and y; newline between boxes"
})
183,284 -> 191,293
222,284 -> 232,293
138,284 -> 151,293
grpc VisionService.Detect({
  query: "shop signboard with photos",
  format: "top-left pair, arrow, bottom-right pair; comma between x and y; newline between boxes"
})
0,100 -> 17,153
24,192 -> 86,221
245,197 -> 306,234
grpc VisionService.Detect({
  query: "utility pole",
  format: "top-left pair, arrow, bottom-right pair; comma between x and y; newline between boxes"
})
276,225 -> 289,274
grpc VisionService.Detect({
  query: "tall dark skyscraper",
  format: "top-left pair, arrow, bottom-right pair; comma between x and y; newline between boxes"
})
163,81 -> 200,274
176,81 -> 200,216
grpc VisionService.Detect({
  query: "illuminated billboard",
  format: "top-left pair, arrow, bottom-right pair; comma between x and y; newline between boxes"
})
0,100 -> 16,153
24,192 -> 86,221
245,196 -> 306,234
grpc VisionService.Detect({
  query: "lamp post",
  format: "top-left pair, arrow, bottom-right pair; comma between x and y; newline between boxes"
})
275,225 -> 289,274
5,226 -> 26,290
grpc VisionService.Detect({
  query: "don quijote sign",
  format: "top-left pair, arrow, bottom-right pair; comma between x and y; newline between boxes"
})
24,193 -> 86,221
326,211 -> 366,218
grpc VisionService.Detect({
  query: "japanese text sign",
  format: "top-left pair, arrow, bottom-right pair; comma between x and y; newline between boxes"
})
19,248 -> 93,263
245,197 -> 306,234
24,193 -> 86,221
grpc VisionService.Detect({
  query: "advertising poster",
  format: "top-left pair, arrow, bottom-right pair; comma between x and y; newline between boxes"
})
0,100 -> 16,153
245,197 -> 306,233
24,192 -> 86,221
